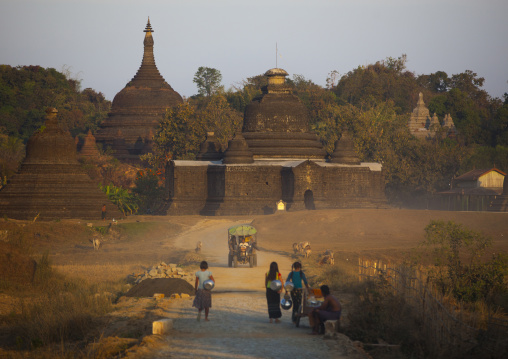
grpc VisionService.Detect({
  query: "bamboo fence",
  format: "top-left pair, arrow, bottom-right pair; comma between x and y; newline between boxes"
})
358,258 -> 508,357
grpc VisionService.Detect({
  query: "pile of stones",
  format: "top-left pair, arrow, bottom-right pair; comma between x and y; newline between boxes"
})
127,262 -> 194,285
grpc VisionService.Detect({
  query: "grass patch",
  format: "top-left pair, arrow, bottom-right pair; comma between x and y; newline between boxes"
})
115,221 -> 182,242
0,245 -> 128,357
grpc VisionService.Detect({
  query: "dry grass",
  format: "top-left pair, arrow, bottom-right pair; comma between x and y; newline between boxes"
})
0,253 -> 129,358
53,263 -> 146,283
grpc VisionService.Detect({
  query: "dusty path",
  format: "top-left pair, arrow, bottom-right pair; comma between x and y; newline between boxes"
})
150,218 -> 346,358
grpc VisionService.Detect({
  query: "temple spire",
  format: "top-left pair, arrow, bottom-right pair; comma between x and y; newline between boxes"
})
144,17 -> 153,33
129,18 -> 165,86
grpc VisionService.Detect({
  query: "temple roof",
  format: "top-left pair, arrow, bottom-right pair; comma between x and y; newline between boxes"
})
242,67 -> 326,159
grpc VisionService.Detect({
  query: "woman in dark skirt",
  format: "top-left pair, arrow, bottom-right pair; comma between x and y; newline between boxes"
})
286,261 -> 311,324
193,261 -> 215,321
265,261 -> 284,323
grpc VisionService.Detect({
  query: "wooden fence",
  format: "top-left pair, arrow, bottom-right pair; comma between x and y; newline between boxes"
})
358,258 -> 508,357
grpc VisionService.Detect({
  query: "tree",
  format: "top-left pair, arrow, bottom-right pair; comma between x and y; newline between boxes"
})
197,95 -> 243,150
193,67 -> 223,97
143,102 -> 205,170
0,65 -> 110,141
0,131 -> 25,185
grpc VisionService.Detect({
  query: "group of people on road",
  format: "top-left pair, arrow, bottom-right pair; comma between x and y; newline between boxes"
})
265,261 -> 341,334
192,259 -> 341,335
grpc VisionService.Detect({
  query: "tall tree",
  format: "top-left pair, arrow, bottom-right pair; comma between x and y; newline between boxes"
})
193,67 -> 223,97
197,95 -> 243,150
143,102 -> 205,170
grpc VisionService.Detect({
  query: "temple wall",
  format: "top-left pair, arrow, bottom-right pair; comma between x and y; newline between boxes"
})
165,162 -> 386,216
166,164 -> 208,215
203,165 -> 282,215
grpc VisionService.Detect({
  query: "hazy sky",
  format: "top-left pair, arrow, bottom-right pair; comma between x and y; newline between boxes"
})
1,0 -> 507,101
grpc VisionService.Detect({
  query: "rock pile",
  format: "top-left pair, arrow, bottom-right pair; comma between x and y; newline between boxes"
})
125,278 -> 194,298
127,262 -> 194,285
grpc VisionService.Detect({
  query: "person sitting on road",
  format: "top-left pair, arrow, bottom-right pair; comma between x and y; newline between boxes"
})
309,285 -> 341,335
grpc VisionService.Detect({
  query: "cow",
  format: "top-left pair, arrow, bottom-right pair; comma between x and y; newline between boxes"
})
319,249 -> 335,265
91,237 -> 101,250
304,246 -> 312,258
292,243 -> 299,254
195,241 -> 202,253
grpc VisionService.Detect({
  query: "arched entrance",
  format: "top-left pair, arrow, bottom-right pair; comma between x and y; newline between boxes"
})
304,190 -> 315,210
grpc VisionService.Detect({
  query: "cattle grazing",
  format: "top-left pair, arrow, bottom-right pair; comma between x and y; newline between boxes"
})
292,243 -> 299,254
293,241 -> 311,257
319,249 -> 335,265
91,237 -> 101,250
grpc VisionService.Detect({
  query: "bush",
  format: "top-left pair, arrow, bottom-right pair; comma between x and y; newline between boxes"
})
132,169 -> 165,214
99,183 -> 138,215
420,220 -> 508,304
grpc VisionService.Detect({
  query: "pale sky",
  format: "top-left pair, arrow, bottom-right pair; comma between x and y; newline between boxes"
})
1,0 -> 507,101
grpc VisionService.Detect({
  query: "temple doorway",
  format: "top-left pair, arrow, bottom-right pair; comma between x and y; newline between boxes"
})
304,190 -> 315,210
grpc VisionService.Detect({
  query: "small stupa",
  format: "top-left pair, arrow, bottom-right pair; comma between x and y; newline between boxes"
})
329,129 -> 360,165
79,130 -> 101,158
95,18 -> 183,162
222,132 -> 254,164
196,132 -> 222,161
0,108 -> 123,220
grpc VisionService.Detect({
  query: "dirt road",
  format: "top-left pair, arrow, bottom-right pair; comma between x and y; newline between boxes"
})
148,218 -> 347,359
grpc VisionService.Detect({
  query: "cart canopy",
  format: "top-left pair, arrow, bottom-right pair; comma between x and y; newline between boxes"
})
228,224 -> 257,236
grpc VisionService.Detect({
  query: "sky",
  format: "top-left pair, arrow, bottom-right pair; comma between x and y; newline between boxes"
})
1,0 -> 507,101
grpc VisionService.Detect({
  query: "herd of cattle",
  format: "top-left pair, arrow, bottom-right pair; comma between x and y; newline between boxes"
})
292,242 -> 334,265
90,233 -> 334,266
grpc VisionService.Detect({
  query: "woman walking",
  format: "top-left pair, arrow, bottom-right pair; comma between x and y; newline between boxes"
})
286,261 -> 310,324
265,261 -> 284,323
193,261 -> 215,321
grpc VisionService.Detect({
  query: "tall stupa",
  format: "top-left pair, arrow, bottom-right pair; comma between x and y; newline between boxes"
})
95,18 -> 183,162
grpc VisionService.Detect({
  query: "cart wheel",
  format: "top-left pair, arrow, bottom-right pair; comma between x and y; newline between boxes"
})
228,254 -> 232,267
253,254 -> 257,266
233,255 -> 238,268
295,304 -> 302,327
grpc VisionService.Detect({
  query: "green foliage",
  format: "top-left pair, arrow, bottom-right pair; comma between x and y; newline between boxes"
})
143,102 -> 205,170
420,220 -> 507,303
0,131 -> 25,182
132,169 -> 166,214
193,66 -> 223,97
99,183 -> 138,216
459,145 -> 508,173
0,65 -> 110,142
225,74 -> 265,113
197,94 -> 243,150
334,54 -> 419,114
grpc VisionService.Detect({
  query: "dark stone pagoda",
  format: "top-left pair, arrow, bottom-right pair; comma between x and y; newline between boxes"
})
0,108 -> 123,220
165,68 -> 386,215
242,68 -> 326,159
95,18 -> 183,162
